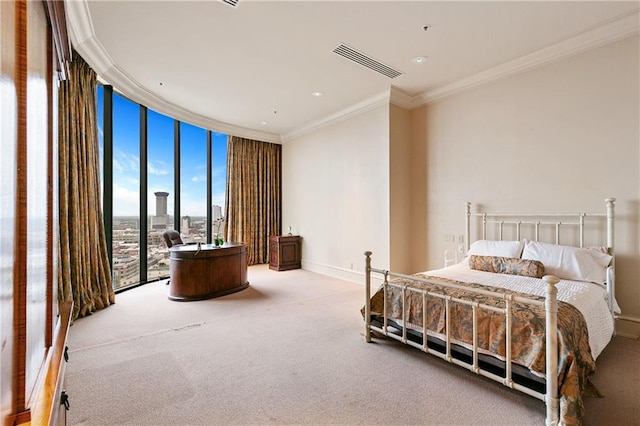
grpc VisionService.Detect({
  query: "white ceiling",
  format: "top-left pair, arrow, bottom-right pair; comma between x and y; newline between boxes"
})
67,1 -> 639,143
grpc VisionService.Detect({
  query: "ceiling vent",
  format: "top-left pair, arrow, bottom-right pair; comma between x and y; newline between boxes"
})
332,44 -> 402,79
221,0 -> 240,8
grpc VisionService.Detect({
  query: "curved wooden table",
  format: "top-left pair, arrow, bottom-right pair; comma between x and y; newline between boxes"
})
168,242 -> 249,301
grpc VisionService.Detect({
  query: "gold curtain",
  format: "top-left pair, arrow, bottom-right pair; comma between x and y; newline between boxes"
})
58,52 -> 114,319
225,136 -> 281,265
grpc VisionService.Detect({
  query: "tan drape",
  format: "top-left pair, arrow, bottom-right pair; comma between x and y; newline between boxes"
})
58,52 -> 114,319
225,136 -> 281,265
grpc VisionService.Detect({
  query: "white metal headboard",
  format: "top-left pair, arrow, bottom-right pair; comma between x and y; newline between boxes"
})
465,198 -> 615,252
464,198 -> 616,314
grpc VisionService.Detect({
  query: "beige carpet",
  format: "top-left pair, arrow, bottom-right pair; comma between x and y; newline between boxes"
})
65,265 -> 639,425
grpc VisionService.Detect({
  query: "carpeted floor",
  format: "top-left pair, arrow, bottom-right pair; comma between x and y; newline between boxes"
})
65,265 -> 639,425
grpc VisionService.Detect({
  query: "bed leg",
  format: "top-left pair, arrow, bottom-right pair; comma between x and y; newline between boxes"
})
364,251 -> 372,343
543,275 -> 560,426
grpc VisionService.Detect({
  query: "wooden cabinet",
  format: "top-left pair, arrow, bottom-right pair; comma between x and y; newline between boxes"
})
269,235 -> 301,271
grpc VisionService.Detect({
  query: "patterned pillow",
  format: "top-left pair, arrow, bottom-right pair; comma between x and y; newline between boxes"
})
469,255 -> 545,278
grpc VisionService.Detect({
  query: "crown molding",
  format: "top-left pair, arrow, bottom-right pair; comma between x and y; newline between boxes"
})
65,0 -> 93,46
281,86 -> 413,143
66,1 -> 638,143
281,90 -> 391,143
66,0 -> 113,76
280,9 -> 639,140
416,8 -> 639,106
65,0 -> 281,144
103,62 -> 281,143
388,87 -> 414,110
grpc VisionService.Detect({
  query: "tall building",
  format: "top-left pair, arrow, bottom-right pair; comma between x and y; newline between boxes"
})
213,204 -> 222,221
155,191 -> 169,216
181,215 -> 191,235
152,191 -> 169,229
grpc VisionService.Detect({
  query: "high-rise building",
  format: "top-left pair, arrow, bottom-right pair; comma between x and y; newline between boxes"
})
181,215 -> 191,236
212,204 -> 222,221
155,191 -> 169,216
152,191 -> 169,229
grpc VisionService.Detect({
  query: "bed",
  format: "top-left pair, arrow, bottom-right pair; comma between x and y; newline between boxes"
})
363,199 -> 618,426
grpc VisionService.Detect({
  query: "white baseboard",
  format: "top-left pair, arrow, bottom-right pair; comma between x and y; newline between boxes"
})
301,259 -> 384,286
615,331 -> 640,340
615,315 -> 640,340
616,314 -> 640,324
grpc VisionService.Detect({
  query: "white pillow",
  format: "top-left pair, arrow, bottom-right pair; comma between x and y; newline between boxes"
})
466,240 -> 524,258
521,240 -> 612,284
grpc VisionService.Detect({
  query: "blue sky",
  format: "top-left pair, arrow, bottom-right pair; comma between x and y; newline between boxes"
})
98,85 -> 227,217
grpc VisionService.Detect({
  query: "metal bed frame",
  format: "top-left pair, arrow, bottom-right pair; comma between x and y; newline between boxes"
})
363,198 -> 616,426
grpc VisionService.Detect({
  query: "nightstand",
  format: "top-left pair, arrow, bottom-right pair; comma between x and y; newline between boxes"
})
269,235 -> 301,271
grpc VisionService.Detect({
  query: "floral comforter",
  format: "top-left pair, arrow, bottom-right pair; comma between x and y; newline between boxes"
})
366,273 -> 597,425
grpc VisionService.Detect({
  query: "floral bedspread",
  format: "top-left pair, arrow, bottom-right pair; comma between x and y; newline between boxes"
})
366,274 -> 597,425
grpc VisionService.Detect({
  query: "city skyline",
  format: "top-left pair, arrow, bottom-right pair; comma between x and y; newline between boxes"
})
98,85 -> 228,217
97,85 -> 230,289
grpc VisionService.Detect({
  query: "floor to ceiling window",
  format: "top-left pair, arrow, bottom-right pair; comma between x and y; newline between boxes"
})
179,122 -> 207,243
111,92 -> 141,290
97,84 -> 104,200
211,132 -> 227,240
147,109 -> 175,282
97,84 -> 227,291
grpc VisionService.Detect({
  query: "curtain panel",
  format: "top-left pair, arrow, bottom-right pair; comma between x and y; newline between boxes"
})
225,136 -> 281,265
58,51 -> 114,319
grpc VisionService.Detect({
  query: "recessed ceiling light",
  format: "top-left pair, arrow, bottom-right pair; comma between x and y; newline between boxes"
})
159,82 -> 164,86
411,56 -> 428,65
311,91 -> 323,97
261,121 -> 268,125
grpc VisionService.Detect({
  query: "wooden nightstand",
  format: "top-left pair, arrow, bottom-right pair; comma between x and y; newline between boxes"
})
269,235 -> 301,271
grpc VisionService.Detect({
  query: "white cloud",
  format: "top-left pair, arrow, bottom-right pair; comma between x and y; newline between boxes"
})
112,183 -> 140,216
148,160 -> 169,176
115,148 -> 139,173
113,158 -> 124,174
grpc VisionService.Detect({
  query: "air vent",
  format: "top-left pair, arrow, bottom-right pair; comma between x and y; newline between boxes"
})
221,0 -> 240,7
332,44 -> 402,79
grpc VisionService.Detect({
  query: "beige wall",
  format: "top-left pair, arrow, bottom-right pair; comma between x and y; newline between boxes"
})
283,35 -> 639,337
282,104 -> 390,282
389,104 -> 412,273
411,35 -> 639,337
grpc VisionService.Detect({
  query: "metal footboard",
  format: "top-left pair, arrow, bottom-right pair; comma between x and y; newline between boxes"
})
363,251 -> 560,426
